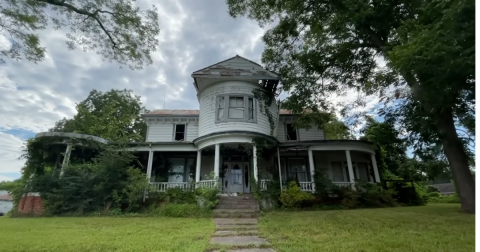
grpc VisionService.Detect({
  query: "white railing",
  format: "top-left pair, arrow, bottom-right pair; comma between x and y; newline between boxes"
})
196,180 -> 217,189
149,182 -> 194,192
260,179 -> 269,191
299,182 -> 315,192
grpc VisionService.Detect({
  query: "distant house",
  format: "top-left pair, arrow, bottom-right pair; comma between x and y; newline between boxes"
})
430,183 -> 456,196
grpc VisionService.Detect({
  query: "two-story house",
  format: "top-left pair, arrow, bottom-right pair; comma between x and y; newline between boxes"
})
129,55 -> 381,193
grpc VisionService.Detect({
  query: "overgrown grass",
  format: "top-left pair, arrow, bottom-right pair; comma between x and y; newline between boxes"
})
0,217 -> 214,252
259,204 -> 474,252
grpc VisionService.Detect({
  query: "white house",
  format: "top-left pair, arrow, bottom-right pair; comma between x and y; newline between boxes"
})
128,55 -> 381,193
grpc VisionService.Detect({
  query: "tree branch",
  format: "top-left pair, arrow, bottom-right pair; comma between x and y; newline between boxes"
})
37,0 -> 120,50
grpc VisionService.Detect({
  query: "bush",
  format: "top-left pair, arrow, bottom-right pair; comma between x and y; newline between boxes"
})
157,187 -> 197,204
195,186 -> 219,209
427,194 -> 460,204
149,203 -> 213,217
280,181 -> 315,209
355,182 -> 398,208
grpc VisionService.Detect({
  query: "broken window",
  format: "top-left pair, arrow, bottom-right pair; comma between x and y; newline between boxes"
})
286,123 -> 298,141
174,124 -> 186,141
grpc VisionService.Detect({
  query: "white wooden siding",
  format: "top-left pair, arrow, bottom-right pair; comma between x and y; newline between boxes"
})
198,80 -> 278,138
146,123 -> 199,142
276,121 -> 325,142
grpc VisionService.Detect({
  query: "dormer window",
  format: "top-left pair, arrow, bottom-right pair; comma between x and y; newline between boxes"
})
286,123 -> 298,141
174,124 -> 186,141
216,95 -> 256,123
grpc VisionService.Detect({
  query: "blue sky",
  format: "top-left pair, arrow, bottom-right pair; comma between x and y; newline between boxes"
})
0,0 -> 471,182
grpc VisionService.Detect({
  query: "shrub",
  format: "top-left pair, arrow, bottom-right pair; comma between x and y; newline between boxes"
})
195,186 -> 219,209
427,194 -> 460,204
280,181 -> 315,209
149,203 -> 213,217
355,182 -> 398,208
158,187 -> 197,204
339,187 -> 360,209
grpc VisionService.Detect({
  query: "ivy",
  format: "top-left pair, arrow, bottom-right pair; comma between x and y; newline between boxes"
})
252,88 -> 276,136
251,136 -> 278,200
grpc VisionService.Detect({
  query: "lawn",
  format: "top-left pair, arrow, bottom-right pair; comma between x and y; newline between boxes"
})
0,217 -> 214,252
259,204 -> 475,252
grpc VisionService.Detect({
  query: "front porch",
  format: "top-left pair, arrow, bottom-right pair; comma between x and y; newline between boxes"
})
131,140 -> 380,193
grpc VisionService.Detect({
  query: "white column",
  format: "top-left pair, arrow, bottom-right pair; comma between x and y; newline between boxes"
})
146,150 -> 154,182
59,143 -> 72,178
253,144 -> 258,182
196,150 -> 202,183
308,149 -> 315,191
371,153 -> 381,183
214,144 -> 220,179
277,147 -> 283,191
345,150 -> 355,183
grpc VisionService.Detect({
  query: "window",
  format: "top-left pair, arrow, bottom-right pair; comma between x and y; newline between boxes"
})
285,124 -> 298,141
216,95 -> 256,122
356,162 -> 371,182
174,124 -> 185,141
287,158 -> 308,182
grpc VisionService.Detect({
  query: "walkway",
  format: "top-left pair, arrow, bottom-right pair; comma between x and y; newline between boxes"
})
210,218 -> 275,252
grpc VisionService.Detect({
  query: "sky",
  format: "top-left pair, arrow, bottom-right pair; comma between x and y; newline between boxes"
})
0,0 -> 385,182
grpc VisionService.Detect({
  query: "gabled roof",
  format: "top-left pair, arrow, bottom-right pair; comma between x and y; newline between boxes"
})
191,55 -> 279,80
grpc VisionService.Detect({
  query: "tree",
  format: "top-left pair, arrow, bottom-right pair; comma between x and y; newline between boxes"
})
51,89 -> 148,142
226,0 -> 475,213
1,0 -> 160,69
322,114 -> 353,140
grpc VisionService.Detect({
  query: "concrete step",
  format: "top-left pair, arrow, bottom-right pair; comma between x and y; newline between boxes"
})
214,209 -> 260,218
216,204 -> 259,210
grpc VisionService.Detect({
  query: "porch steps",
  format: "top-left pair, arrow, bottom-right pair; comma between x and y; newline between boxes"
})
214,194 -> 260,218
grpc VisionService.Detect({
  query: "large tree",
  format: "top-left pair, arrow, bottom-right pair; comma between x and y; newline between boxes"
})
50,89 -> 148,142
1,0 -> 160,69
226,0 -> 475,212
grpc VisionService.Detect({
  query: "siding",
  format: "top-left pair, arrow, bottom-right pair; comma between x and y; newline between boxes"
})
147,123 -> 199,142
198,80 -> 279,137
276,121 -> 325,142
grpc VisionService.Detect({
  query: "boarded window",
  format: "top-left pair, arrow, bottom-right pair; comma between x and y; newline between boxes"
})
174,124 -> 185,141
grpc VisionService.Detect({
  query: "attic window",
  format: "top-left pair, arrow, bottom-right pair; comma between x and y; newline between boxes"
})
174,124 -> 185,141
286,124 -> 298,141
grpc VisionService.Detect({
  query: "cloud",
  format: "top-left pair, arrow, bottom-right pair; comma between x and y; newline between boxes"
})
0,132 -> 25,179
0,0 -> 386,179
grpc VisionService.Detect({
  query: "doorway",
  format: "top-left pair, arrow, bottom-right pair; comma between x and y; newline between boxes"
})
223,161 -> 251,193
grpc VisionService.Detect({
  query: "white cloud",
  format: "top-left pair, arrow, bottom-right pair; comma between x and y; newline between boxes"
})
0,132 -> 25,175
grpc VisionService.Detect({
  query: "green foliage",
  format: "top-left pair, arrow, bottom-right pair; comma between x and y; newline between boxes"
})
28,144 -> 148,215
279,181 -> 314,209
148,204 -> 213,218
226,0 -> 475,212
195,186 -> 219,209
1,0 -> 160,69
50,89 -> 148,142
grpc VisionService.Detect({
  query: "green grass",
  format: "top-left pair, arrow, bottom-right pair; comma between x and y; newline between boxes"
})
259,204 -> 475,252
0,217 -> 214,252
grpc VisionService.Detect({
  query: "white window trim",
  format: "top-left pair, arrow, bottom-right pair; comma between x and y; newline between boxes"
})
173,124 -> 187,141
285,123 -> 299,141
215,94 -> 257,123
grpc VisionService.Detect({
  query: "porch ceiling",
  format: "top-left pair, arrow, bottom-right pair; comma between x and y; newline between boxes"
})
279,140 -> 377,154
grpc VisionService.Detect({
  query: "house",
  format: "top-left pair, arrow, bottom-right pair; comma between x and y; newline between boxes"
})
0,191 -> 13,215
125,55 -> 381,193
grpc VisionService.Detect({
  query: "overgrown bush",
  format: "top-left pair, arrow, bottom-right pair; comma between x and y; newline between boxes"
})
280,181 -> 315,209
156,187 -> 197,204
195,186 -> 219,209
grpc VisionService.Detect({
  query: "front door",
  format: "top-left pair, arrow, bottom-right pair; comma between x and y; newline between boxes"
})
224,162 -> 250,193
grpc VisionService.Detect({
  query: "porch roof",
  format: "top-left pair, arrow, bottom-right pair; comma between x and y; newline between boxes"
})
279,140 -> 377,153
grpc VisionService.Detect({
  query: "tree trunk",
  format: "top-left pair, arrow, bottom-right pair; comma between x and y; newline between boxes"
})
435,109 -> 475,213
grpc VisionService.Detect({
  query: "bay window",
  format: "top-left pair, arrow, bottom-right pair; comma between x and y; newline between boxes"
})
216,95 -> 256,122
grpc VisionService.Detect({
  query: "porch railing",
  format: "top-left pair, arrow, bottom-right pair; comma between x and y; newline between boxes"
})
332,182 -> 355,189
299,182 -> 315,192
149,182 -> 194,192
149,180 -> 218,192
260,179 -> 269,191
196,180 -> 217,189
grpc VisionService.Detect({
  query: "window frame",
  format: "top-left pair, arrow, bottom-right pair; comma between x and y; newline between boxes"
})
285,123 -> 299,141
173,124 -> 186,141
215,94 -> 257,123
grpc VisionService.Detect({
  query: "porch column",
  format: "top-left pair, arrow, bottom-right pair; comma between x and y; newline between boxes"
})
214,144 -> 220,179
252,144 -> 258,182
277,147 -> 283,191
371,153 -> 381,182
146,150 -> 154,182
345,150 -> 355,184
59,143 -> 72,178
308,149 -> 315,191
196,150 -> 202,183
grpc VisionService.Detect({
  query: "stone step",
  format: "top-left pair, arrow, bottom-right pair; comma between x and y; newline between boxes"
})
210,236 -> 269,246
217,199 -> 259,205
214,212 -> 260,218
216,204 -> 260,210
213,218 -> 258,225
213,230 -> 259,236
215,224 -> 259,230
